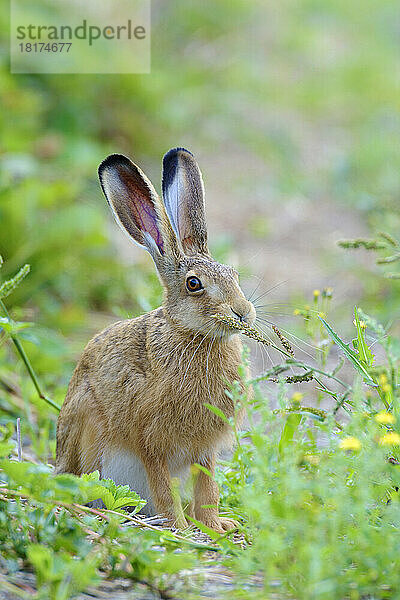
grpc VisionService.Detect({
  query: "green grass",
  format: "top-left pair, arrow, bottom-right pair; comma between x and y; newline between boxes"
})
1,254 -> 400,598
1,0 -> 400,596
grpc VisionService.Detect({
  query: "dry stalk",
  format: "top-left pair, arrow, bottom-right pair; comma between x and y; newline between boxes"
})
16,418 -> 22,462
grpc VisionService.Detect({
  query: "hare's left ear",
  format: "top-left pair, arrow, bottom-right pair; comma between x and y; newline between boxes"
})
98,154 -> 182,267
162,148 -> 210,257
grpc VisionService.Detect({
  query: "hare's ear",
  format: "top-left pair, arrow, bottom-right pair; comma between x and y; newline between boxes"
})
99,154 -> 181,263
162,148 -> 210,257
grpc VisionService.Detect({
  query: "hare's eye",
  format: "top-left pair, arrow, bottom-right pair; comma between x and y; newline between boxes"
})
186,276 -> 203,292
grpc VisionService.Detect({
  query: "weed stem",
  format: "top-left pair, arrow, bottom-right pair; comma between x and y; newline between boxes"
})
0,299 -> 60,412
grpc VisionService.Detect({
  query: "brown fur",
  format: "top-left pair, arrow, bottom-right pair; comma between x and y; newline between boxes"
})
56,149 -> 255,532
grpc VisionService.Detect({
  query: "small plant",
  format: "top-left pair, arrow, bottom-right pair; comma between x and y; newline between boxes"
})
0,257 -> 60,412
81,470 -> 147,511
338,231 -> 400,279
1,256 -> 400,598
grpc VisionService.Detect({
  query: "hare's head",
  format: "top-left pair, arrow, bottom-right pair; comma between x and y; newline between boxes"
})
99,148 -> 255,338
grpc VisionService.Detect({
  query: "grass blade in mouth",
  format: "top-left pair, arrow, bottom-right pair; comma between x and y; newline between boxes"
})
211,314 -> 295,359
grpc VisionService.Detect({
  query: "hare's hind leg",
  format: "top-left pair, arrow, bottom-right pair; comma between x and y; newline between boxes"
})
56,383 -> 103,476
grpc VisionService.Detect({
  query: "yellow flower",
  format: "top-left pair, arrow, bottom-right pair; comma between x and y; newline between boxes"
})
353,319 -> 366,330
313,289 -> 320,298
375,411 -> 396,425
339,437 -> 362,451
379,432 -> 400,446
293,309 -> 300,316
377,374 -> 391,393
291,392 -> 303,404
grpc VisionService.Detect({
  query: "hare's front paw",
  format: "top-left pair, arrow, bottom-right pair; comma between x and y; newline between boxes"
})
202,517 -> 240,534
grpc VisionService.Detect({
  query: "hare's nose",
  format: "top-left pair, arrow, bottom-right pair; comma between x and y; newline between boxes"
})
231,308 -> 246,322
230,302 -> 256,325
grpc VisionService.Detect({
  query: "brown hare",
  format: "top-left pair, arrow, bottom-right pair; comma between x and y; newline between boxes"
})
55,148 -> 256,532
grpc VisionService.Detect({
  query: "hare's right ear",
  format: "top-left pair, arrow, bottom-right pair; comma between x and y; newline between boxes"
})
98,154 -> 181,264
162,148 -> 210,257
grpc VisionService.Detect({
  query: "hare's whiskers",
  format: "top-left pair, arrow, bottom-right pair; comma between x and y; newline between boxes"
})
255,304 -> 322,316
254,320 -> 295,373
251,279 -> 290,306
205,330 -> 218,402
156,336 -> 191,362
369,334 -> 388,349
175,319 -> 216,366
254,322 -> 275,370
216,344 -> 226,383
259,330 -> 266,375
156,318 -> 215,363
258,323 -> 297,376
160,332 -> 199,362
256,316 -> 319,357
246,275 -> 264,303
254,309 -> 299,318
179,323 -> 217,391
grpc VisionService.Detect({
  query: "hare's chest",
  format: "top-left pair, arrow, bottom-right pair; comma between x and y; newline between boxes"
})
161,377 -> 237,446
146,337 -> 244,447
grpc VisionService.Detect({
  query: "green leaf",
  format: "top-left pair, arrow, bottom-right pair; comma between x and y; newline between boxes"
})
0,264 -> 30,299
27,543 -> 99,596
186,515 -> 239,553
279,413 -> 302,455
204,403 -> 230,424
0,316 -> 34,335
154,551 -> 196,574
80,472 -> 146,511
0,424 -> 16,458
111,496 -> 139,510
80,470 -> 100,482
99,488 -> 115,510
318,316 -> 376,385
0,460 -> 104,505
193,463 -> 213,478
27,545 -> 53,587
354,306 -> 374,367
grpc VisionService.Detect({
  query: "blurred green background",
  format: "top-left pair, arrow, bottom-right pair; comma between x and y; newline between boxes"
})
0,0 -> 399,407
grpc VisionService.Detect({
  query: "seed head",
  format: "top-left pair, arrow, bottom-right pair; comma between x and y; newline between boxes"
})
272,325 -> 295,357
211,314 -> 271,345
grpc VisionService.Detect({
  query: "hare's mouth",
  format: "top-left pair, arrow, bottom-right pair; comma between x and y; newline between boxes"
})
211,313 -> 244,334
